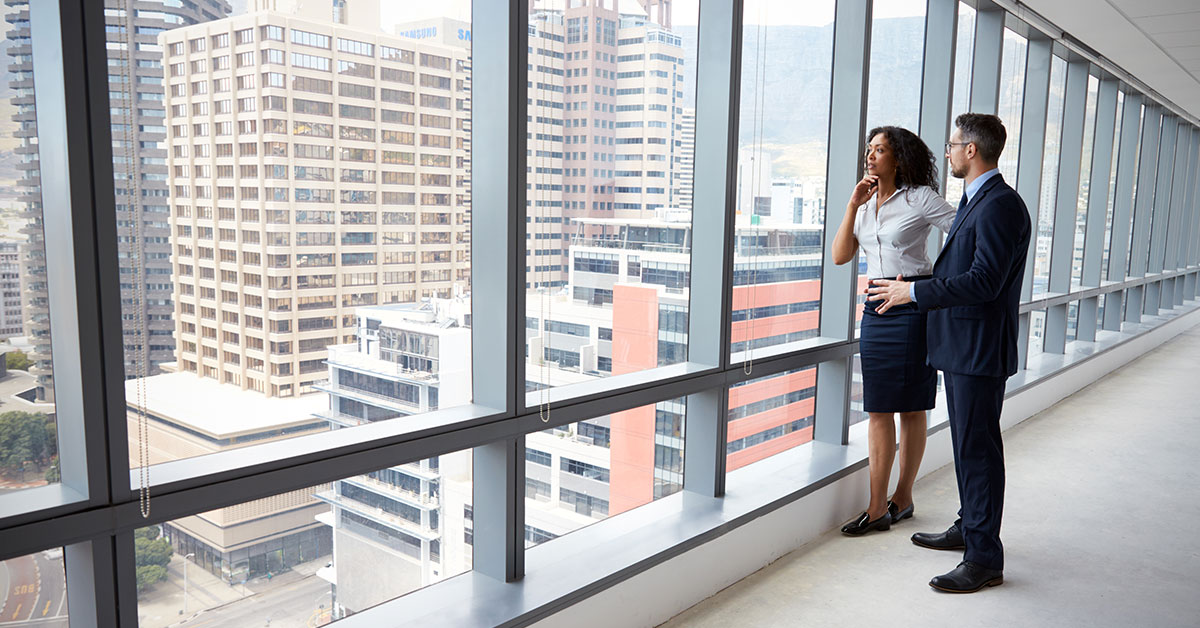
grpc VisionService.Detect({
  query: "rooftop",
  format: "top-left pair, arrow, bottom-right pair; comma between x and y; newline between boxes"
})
125,372 -> 326,440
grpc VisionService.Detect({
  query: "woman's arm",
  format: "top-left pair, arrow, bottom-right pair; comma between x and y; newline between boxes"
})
832,174 -> 877,265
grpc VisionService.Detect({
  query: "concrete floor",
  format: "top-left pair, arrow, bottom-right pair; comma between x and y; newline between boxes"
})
663,325 -> 1200,628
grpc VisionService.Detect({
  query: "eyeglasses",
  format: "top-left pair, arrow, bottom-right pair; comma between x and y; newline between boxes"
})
945,141 -> 969,152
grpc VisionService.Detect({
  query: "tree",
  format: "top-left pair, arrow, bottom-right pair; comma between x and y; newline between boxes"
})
136,564 -> 168,593
0,412 -> 54,477
134,528 -> 173,594
5,350 -> 30,371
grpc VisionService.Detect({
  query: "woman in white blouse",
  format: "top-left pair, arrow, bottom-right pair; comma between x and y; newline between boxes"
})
832,126 -> 956,536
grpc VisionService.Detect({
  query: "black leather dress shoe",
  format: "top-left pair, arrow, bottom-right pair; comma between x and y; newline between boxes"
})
929,561 -> 1003,593
841,510 -> 891,536
888,500 -> 914,522
911,522 -> 965,550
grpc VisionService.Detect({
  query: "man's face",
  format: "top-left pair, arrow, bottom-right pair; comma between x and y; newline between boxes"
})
947,128 -> 969,179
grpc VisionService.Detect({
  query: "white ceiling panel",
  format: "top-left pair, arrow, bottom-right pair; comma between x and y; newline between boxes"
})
1020,0 -> 1200,122
1132,12 -> 1200,35
1108,0 -> 1200,19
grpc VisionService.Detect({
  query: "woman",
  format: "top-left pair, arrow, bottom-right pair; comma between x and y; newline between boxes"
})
832,126 -> 956,536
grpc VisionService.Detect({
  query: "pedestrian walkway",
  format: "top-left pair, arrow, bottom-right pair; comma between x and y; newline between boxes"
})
662,324 -> 1200,628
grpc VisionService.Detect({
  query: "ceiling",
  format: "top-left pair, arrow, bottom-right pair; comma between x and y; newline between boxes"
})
1017,0 -> 1200,123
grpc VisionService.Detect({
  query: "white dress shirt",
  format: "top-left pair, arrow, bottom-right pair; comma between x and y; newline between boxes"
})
853,185 -> 956,279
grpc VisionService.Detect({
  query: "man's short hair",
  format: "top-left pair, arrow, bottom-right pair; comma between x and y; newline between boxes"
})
955,113 -> 1007,163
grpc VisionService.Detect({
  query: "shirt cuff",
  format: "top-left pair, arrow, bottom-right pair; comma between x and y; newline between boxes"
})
909,283 -> 917,303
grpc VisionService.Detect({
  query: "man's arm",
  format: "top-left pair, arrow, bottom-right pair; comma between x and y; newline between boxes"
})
913,198 -> 1028,311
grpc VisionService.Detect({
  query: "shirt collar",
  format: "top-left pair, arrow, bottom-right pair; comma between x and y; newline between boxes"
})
965,168 -> 1000,203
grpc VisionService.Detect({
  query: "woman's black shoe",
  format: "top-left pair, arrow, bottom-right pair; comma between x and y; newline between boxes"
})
888,500 -> 914,522
841,510 -> 892,536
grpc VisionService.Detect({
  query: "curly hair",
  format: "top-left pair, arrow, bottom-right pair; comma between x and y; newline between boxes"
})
865,126 -> 940,191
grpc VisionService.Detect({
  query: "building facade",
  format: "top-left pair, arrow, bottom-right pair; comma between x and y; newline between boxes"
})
161,6 -> 472,397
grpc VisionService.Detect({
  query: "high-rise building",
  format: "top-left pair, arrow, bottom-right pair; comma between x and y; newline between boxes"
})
676,107 -> 695,212
5,0 -> 231,404
0,241 -> 22,339
161,5 -> 471,397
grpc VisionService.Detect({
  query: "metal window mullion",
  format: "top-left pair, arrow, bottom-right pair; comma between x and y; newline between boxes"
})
1075,77 -> 1118,342
1102,91 -> 1143,331
1124,105 -> 1162,323
1043,59 -> 1088,354
919,0 -> 958,261
1014,37 -> 1051,367
31,0 -> 127,623
969,4 -> 1004,115
684,0 -> 742,496
471,0 -> 525,583
814,0 -> 872,446
1184,128 -> 1200,300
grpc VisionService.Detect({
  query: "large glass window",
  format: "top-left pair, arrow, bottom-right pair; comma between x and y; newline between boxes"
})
1032,55 -> 1068,300
865,0 -> 926,133
107,2 -> 474,470
731,0 -> 834,357
726,366 -> 815,469
1070,75 -> 1100,295
0,549 -> 68,625
525,399 -> 685,547
1099,91 -> 1125,288
1,0 -> 61,506
996,29 -> 1027,183
526,0 -> 699,395
133,451 -> 469,623
944,2 -> 976,205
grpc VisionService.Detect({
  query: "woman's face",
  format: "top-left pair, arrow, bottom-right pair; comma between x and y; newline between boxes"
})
864,133 -> 897,181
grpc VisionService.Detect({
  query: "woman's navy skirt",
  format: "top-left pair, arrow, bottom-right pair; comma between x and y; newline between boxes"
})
860,285 -> 937,413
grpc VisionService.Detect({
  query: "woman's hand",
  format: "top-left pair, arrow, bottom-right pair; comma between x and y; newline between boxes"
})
849,174 -> 879,208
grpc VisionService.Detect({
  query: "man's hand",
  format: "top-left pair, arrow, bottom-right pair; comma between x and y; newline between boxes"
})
867,274 -> 911,314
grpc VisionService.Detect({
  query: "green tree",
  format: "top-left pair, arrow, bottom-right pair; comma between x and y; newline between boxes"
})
0,412 -> 54,477
136,564 -> 168,593
5,350 -> 31,371
134,528 -> 173,594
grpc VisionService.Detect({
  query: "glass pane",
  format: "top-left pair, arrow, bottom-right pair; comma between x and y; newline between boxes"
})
0,549 -> 68,626
997,29 -> 1027,183
727,366 -> 815,470
944,2 -> 976,205
1071,75 -> 1099,291
1100,91 -> 1125,281
730,0 -> 833,356
1028,308 -> 1046,357
136,452 -> 469,624
111,2 -> 474,471
1123,104 -> 1146,277
865,0 -> 926,132
525,398 -> 685,547
0,0 -> 61,502
524,1 -> 699,395
1032,55 -> 1068,297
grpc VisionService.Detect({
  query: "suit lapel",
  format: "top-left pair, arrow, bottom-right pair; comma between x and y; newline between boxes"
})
939,174 -> 1004,255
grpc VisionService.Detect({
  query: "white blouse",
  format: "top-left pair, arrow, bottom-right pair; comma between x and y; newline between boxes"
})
853,185 -> 957,279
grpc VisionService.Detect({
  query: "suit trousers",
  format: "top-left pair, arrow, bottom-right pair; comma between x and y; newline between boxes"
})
943,371 -> 1007,571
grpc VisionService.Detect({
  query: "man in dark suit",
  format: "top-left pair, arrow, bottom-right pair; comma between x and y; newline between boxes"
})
867,113 -> 1031,593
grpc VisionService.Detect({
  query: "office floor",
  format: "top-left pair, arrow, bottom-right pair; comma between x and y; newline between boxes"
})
662,325 -> 1200,628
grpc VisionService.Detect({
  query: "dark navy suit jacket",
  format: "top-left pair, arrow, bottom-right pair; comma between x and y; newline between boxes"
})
913,174 -> 1031,378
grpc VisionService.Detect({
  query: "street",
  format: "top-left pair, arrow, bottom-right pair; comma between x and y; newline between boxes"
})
167,573 -> 331,628
0,551 -> 69,627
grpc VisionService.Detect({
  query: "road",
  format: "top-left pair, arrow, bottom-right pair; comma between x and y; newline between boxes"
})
162,573 -> 332,628
0,552 -> 69,627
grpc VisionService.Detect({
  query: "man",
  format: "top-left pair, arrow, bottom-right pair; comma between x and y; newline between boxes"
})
867,113 -> 1031,594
